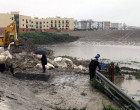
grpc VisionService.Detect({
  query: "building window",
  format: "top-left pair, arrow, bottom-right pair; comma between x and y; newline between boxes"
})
55,20 -> 57,23
43,22 -> 45,24
23,24 -> 24,26
23,29 -> 24,31
51,24 -> 53,27
40,22 -> 42,24
26,20 -> 28,23
47,25 -> 48,27
66,20 -> 69,23
44,25 -> 45,27
66,24 -> 69,27
59,20 -> 61,23
31,21 -> 33,23
62,21 -> 64,24
22,19 -> 24,21
12,17 -> 14,20
47,22 -> 48,23
51,20 -> 53,23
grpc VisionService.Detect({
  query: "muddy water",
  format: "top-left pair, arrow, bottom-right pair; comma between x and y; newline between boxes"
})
47,41 -> 140,101
47,41 -> 140,69
47,41 -> 140,61
117,75 -> 140,101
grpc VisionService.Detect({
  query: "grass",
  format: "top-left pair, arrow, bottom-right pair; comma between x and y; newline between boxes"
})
80,92 -> 87,96
90,77 -> 137,110
133,72 -> 140,79
18,32 -> 79,45
90,78 -> 104,93
102,105 -> 119,110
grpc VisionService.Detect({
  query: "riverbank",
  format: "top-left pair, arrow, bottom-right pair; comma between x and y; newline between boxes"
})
0,32 -> 122,110
2,31 -> 140,110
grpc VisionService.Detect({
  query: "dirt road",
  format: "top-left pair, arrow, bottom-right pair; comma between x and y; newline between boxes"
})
0,70 -> 117,110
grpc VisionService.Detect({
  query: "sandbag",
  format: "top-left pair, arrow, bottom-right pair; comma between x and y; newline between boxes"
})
0,55 -> 7,63
0,47 -> 4,54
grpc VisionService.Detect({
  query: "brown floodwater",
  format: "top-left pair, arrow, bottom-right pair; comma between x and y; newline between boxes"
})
47,41 -> 140,101
47,41 -> 140,68
117,75 -> 140,101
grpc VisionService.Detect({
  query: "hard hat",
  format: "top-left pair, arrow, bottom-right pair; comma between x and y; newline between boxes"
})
95,54 -> 100,58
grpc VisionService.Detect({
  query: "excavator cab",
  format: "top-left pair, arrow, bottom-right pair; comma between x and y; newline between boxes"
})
0,21 -> 19,48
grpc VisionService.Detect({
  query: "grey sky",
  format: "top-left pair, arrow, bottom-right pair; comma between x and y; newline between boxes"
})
0,0 -> 140,26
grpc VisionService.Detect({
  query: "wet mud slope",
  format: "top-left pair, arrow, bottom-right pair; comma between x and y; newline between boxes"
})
0,70 -> 117,110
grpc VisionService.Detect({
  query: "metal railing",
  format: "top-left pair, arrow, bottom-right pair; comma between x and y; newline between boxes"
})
95,71 -> 140,110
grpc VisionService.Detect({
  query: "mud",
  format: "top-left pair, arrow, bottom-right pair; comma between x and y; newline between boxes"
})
2,30 -> 140,110
13,73 -> 50,81
0,70 -> 118,110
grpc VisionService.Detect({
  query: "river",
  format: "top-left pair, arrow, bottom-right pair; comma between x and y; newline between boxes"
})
46,40 -> 140,101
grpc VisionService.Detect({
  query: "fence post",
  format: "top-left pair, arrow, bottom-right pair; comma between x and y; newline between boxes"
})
110,63 -> 114,82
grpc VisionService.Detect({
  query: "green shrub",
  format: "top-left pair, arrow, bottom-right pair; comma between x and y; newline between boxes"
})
102,105 -> 119,110
18,32 -> 79,45
114,64 -> 121,75
138,100 -> 140,104
133,72 -> 140,79
90,78 -> 104,93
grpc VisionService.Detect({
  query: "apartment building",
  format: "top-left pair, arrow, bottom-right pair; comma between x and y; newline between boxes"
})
74,20 -> 112,30
31,16 -> 74,32
0,12 -> 16,34
110,23 -> 119,30
103,21 -> 111,30
0,12 -> 74,35
74,20 -> 95,30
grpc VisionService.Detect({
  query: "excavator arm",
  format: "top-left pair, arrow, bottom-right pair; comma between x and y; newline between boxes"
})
0,21 -> 18,47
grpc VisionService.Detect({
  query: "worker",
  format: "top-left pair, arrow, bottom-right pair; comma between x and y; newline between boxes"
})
41,54 -> 47,73
89,54 -> 101,81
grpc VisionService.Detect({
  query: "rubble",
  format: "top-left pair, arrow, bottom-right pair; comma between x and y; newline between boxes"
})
34,56 -> 88,73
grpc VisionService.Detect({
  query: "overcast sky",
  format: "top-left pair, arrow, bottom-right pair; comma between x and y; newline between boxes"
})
0,0 -> 140,26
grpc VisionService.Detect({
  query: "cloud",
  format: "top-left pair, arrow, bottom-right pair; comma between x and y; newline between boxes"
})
0,0 -> 140,26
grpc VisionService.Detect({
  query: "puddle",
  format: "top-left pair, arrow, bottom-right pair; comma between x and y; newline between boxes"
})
13,73 -> 50,81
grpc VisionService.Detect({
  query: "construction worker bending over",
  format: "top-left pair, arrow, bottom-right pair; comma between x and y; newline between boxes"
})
89,54 -> 101,81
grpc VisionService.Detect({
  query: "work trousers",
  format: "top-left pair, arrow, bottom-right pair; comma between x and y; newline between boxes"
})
42,64 -> 46,72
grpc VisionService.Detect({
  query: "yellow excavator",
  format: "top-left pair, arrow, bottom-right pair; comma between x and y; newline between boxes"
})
0,21 -> 18,47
